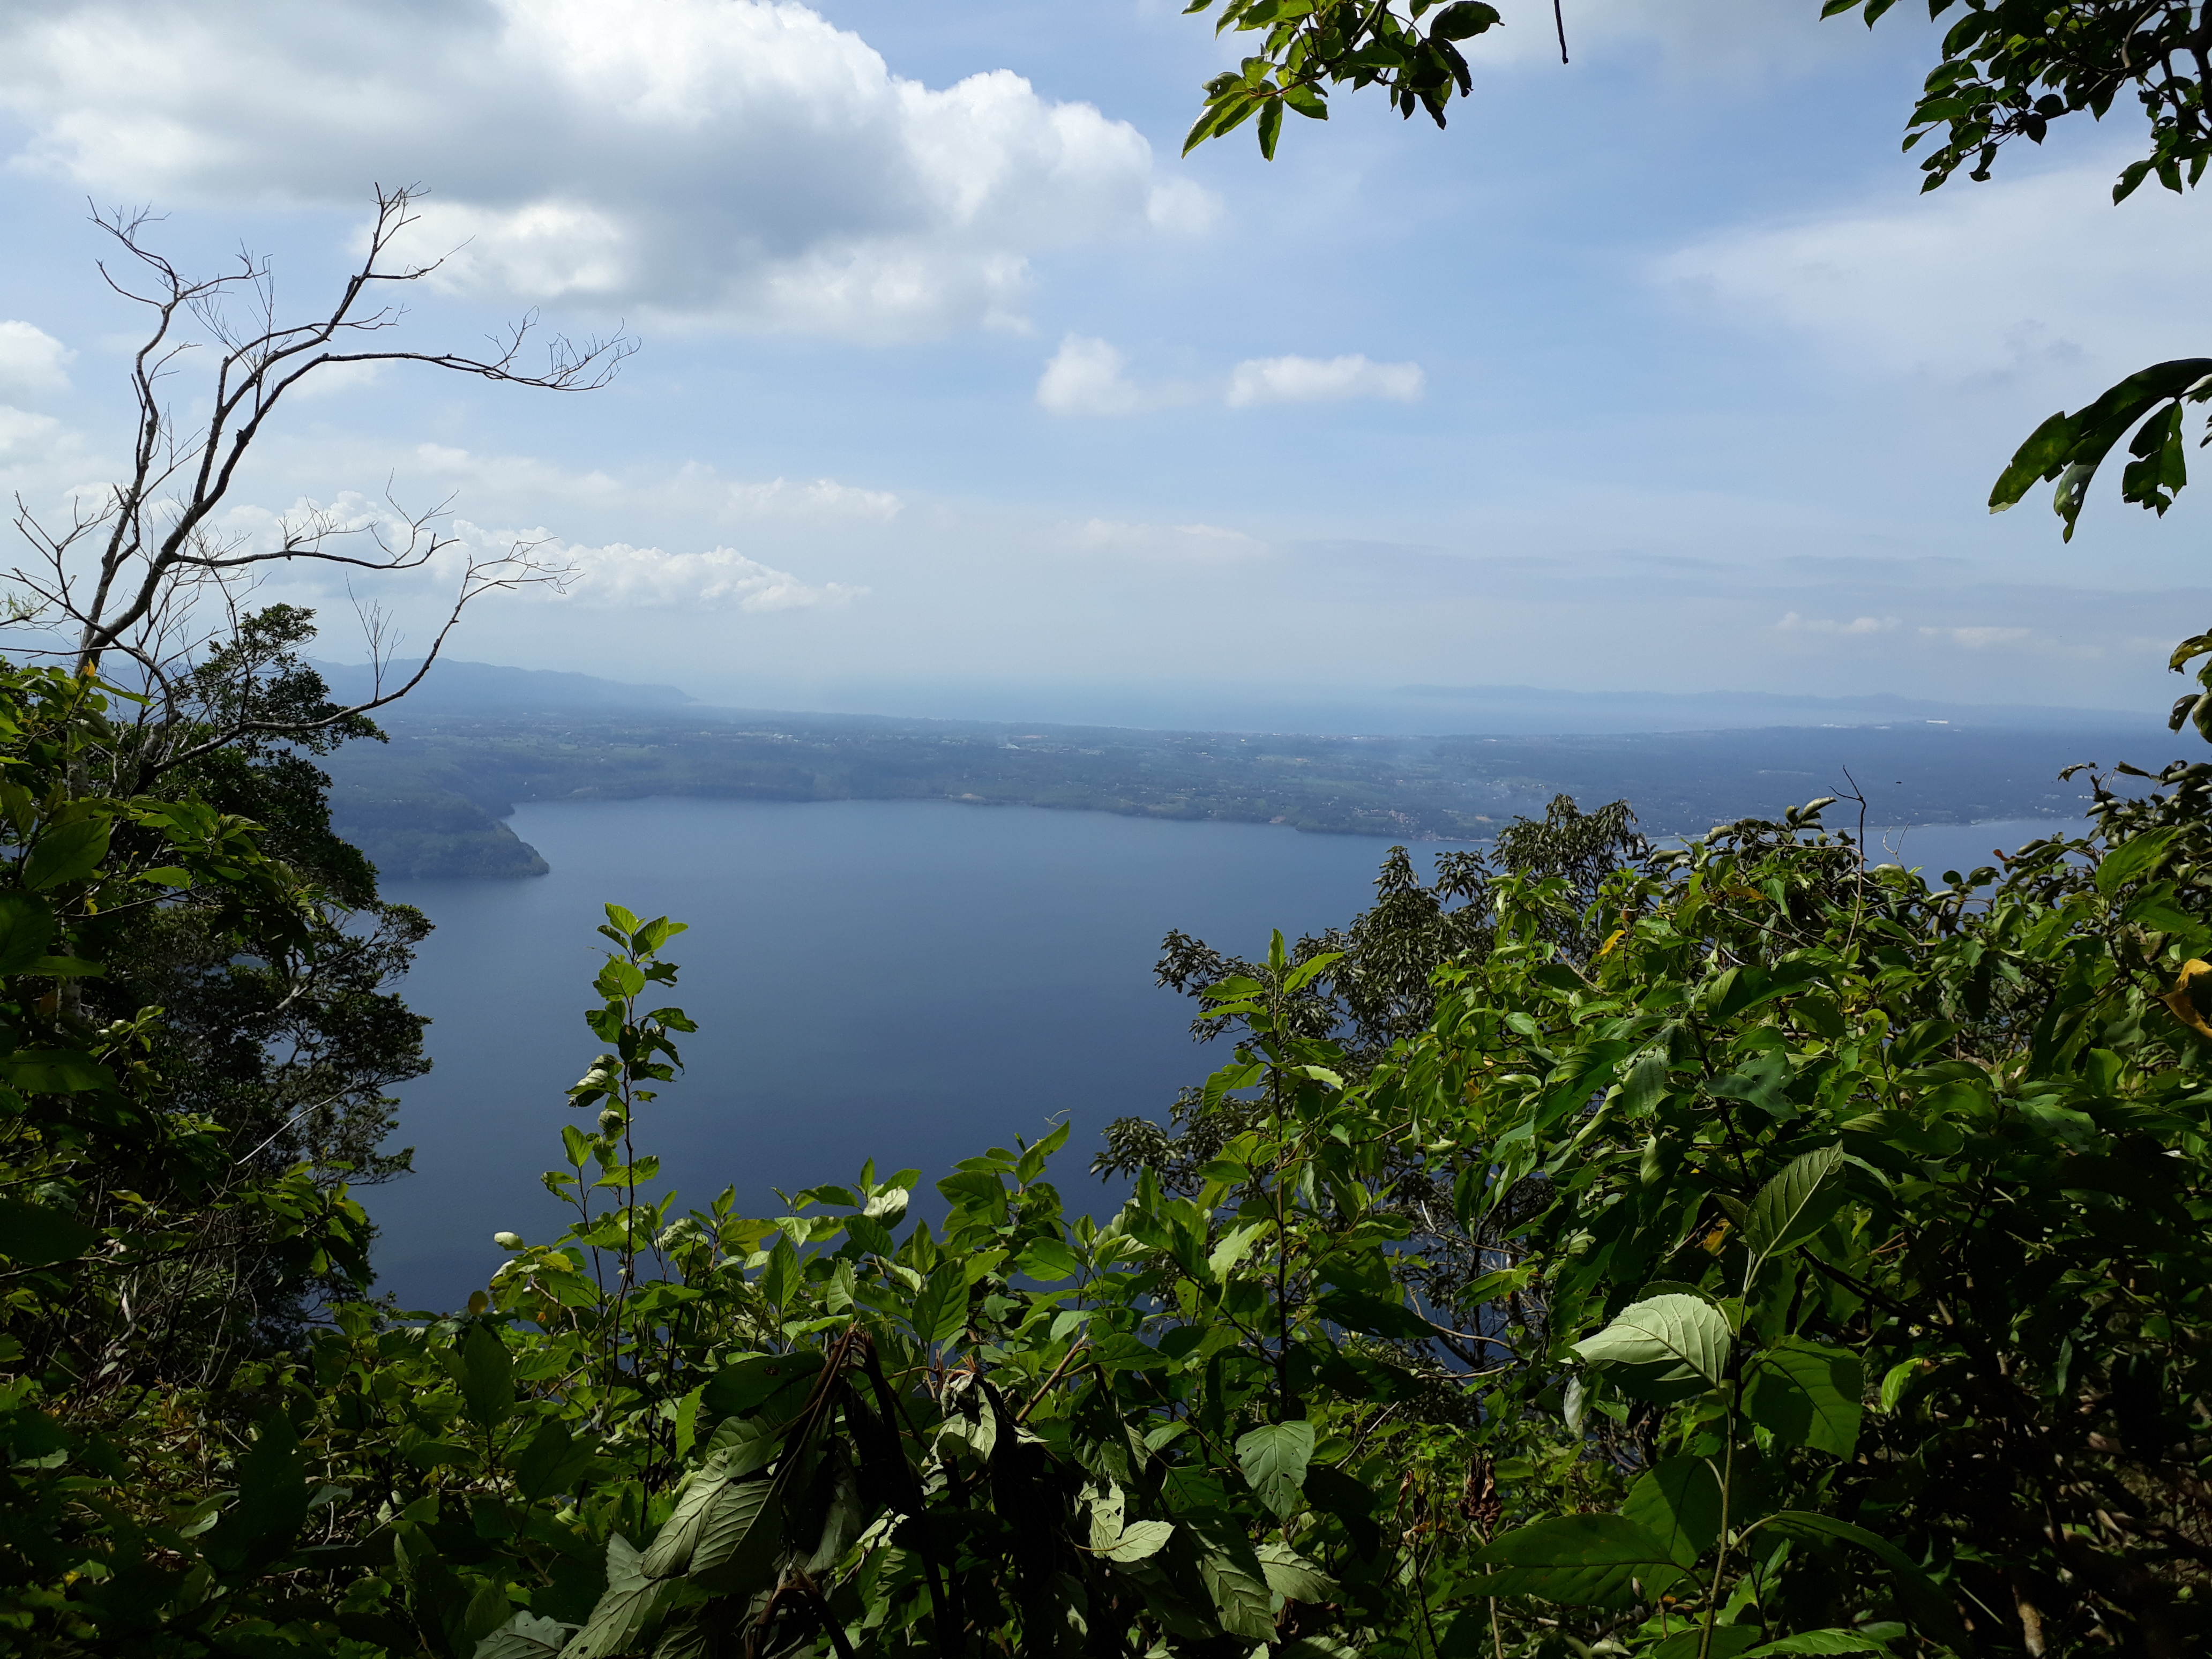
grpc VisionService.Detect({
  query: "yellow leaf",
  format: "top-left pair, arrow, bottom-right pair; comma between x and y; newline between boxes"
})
2164,959 -> 2212,1039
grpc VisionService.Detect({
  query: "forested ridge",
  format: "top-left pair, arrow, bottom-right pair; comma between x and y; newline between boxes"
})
322,710 -> 2135,879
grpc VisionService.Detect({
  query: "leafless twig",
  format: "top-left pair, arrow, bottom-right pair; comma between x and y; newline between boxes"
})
5,184 -> 629,787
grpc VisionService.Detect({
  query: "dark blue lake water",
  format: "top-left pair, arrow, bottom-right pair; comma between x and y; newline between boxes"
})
365,801 -> 2076,1310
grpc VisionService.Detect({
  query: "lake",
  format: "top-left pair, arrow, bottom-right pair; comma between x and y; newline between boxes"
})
365,800 -> 2077,1309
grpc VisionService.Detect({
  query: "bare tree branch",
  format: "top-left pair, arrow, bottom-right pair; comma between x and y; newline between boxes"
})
4,184 -> 631,789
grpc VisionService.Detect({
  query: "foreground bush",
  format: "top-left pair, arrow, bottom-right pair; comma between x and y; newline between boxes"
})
4,691 -> 2209,1654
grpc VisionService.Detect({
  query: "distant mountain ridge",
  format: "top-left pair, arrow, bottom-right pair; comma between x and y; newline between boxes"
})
316,659 -> 2158,738
311,659 -> 699,715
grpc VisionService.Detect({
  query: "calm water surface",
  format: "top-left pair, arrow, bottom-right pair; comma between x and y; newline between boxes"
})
365,801 -> 2076,1309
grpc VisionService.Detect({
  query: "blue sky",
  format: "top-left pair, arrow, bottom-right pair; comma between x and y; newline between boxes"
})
0,0 -> 2206,728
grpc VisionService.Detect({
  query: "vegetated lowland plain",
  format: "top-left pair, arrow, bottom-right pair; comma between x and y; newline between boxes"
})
321,697 -> 2157,877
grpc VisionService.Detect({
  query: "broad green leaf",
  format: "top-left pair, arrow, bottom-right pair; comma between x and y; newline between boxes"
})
1468,1513 -> 1688,1608
1740,1144 -> 1847,1260
1648,1631 -> 1764,1659
760,1234 -> 800,1312
1620,1455 -> 1723,1568
0,1049 -> 115,1094
1431,1 -> 1501,39
909,1259 -> 969,1346
1761,1511 -> 1972,1654
472,1612 -> 573,1658
701,1350 -> 824,1419
1741,1634 -> 1889,1656
0,892 -> 54,973
1207,1220 -> 1269,1280
1317,1289 -> 1433,1341
639,1459 -> 731,1578
937,1168 -> 1009,1223
689,1476 -> 782,1595
1236,1419 -> 1314,1518
1280,948 -> 1343,992
457,1322 -> 514,1429
1016,1235 -> 1082,1280
2097,824 -> 2182,894
513,1418 -> 592,1501
1571,1294 -> 1730,1400
1257,1540 -> 1338,1603
564,1535 -> 678,1659
1619,1049 -> 1672,1114
1192,1520 -> 1276,1641
1090,1488 -> 1175,1565
23,817 -> 109,891
1878,1358 -> 1921,1413
0,1197 -> 99,1267
1744,1339 -> 1865,1458
205,1412 -> 309,1575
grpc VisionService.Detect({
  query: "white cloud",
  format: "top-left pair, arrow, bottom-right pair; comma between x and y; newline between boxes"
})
0,322 -> 72,402
196,491 -> 865,617
1776,611 -> 1898,636
0,0 -> 1215,340
0,406 -> 64,464
551,542 -> 864,611
1037,336 -> 1145,416
399,445 -> 900,524
1226,354 -> 1423,408
1656,159 -> 2212,382
1040,340 -> 1423,416
1919,624 -> 2032,649
722,476 -> 901,520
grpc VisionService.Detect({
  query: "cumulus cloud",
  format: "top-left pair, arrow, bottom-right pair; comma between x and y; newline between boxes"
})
0,323 -> 72,402
398,444 -> 900,525
1776,611 -> 1898,636
1655,159 -> 2212,382
1036,336 -> 1145,416
200,492 -> 865,616
0,407 -> 64,465
1039,339 -> 1423,416
0,0 -> 1215,340
551,542 -> 865,610
723,475 -> 902,519
1226,354 -> 1423,408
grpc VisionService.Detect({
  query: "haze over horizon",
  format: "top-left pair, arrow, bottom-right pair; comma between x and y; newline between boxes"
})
3,0 -> 2207,724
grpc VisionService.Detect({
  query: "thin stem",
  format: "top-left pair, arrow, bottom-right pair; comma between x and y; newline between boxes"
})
1697,1428 -> 1735,1659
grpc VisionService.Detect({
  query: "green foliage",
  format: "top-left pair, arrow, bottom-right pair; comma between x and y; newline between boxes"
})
12,699 -> 2212,1656
1180,0 -> 1504,156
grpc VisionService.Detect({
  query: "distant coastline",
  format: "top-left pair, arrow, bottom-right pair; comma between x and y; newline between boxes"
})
321,703 -> 2152,880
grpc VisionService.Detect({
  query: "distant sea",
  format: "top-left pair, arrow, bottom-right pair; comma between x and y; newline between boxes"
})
364,799 -> 2081,1311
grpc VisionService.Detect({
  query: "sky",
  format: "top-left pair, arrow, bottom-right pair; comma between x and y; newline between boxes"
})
1,0 -> 2208,730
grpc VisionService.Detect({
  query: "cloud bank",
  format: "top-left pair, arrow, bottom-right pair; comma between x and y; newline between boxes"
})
1225,354 -> 1423,407
552,542 -> 865,611
1656,159 -> 2212,382
0,322 -> 71,403
1036,338 -> 1423,416
0,0 -> 1213,340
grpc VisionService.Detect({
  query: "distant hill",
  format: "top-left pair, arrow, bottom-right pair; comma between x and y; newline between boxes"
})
312,683 -> 2173,880
310,658 -> 700,716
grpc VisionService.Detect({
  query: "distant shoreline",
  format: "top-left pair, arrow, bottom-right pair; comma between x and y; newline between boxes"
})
322,708 -> 2139,881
